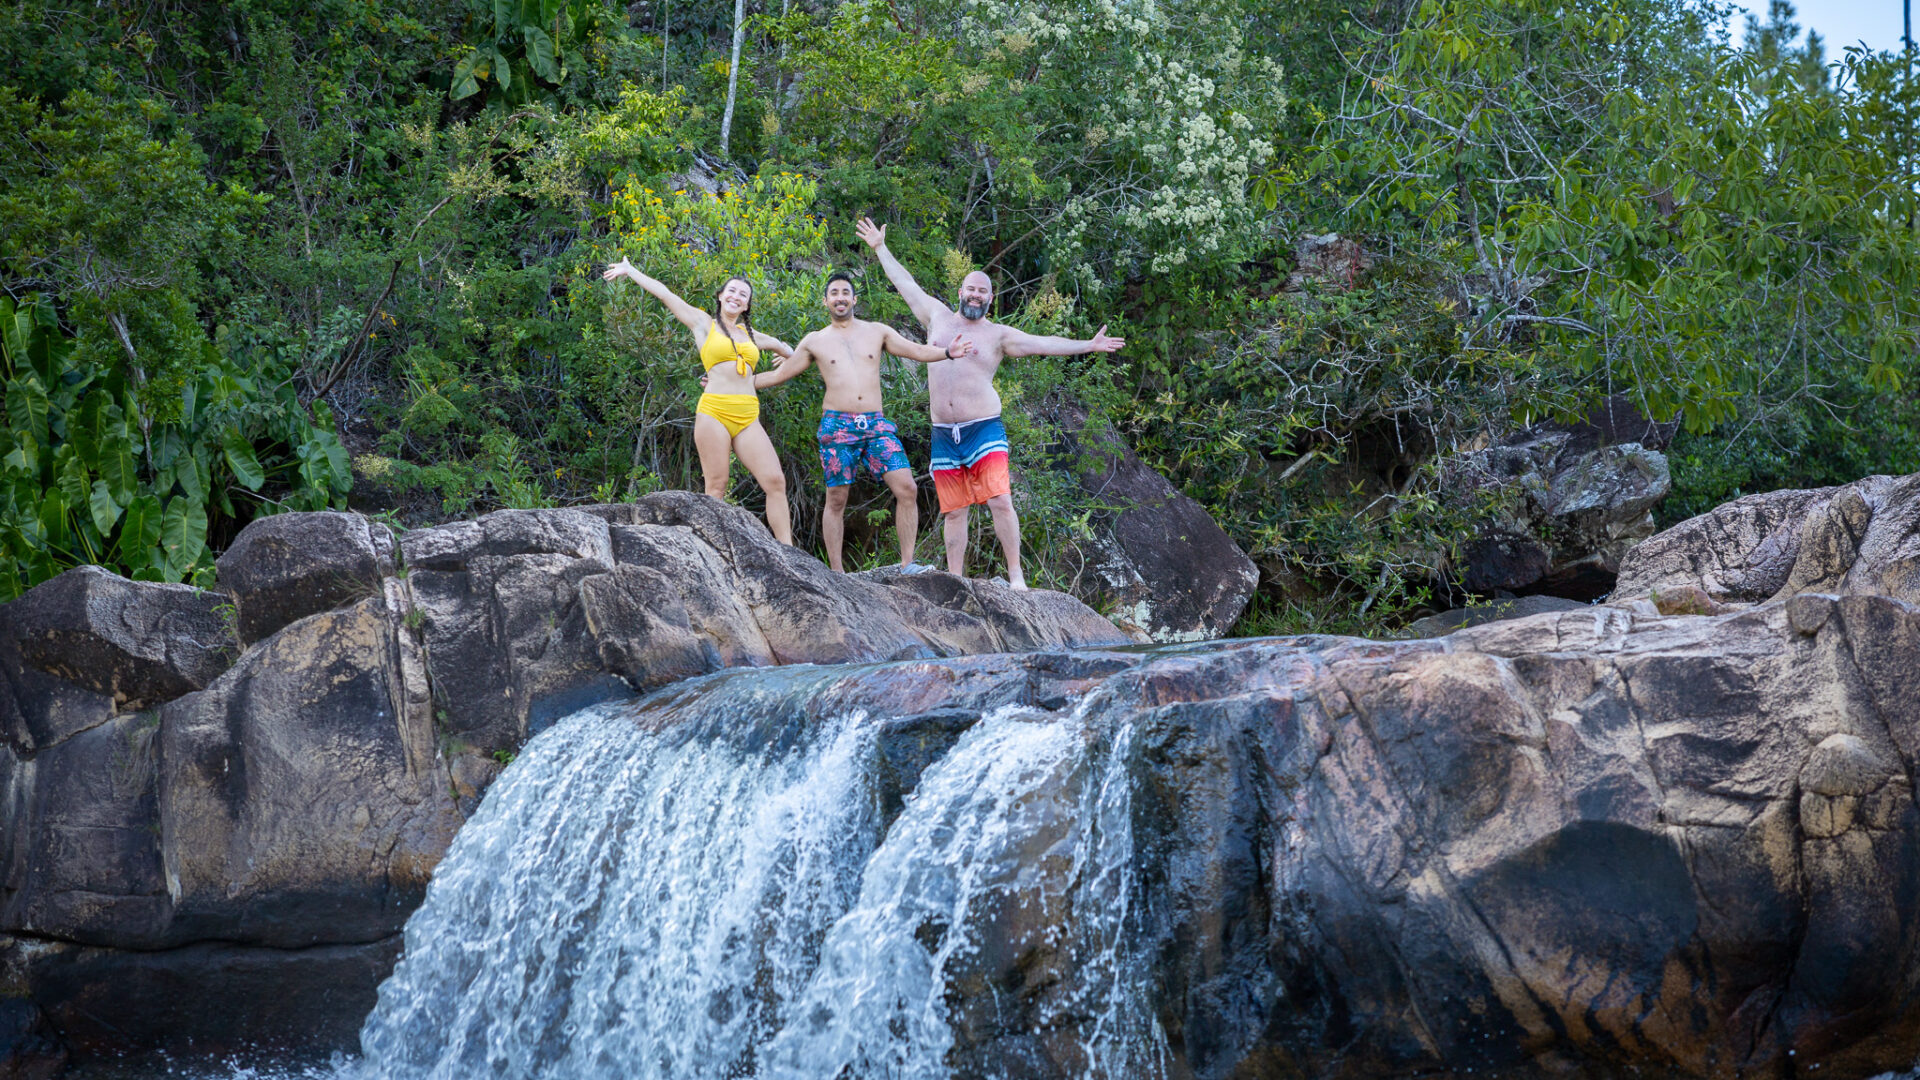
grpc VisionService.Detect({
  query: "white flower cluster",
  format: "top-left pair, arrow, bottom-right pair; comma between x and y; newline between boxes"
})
962,0 -> 1285,279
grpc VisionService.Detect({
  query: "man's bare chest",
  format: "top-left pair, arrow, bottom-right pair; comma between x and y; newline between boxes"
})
818,330 -> 885,373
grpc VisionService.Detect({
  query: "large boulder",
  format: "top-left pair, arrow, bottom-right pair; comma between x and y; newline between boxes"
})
397,496 -> 1137,756
1032,400 -> 1259,641
4,582 -> 458,952
0,566 -> 230,753
214,509 -> 396,645
155,584 -> 458,948
897,594 -> 1920,1077
1,494 -> 1138,1071
1614,472 -> 1920,609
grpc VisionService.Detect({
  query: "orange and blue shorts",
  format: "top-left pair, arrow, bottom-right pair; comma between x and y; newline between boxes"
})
930,415 -> 1011,515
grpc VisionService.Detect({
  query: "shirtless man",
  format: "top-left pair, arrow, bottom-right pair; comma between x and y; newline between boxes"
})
755,271 -> 975,572
856,218 -> 1124,589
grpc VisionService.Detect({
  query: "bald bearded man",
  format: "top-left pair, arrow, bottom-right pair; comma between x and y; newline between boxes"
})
857,218 -> 1124,590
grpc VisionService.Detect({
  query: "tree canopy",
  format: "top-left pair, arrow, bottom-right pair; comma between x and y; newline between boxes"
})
1,0 -> 1914,627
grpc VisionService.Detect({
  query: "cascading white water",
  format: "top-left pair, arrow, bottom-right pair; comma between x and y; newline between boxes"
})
352,662 -> 1168,1080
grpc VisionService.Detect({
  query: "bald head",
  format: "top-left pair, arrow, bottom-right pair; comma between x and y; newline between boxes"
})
957,271 -> 993,320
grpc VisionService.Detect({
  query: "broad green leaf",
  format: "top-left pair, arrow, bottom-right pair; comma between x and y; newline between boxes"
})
2,301 -> 29,376
159,496 -> 206,577
38,489 -> 69,551
56,449 -> 88,506
178,451 -> 208,503
523,27 -> 560,81
452,53 -> 483,100
118,494 -> 162,565
2,441 -> 34,474
223,430 -> 265,490
311,428 -> 352,492
6,376 -> 49,445
90,480 -> 122,535
101,435 -> 138,503
492,46 -> 512,90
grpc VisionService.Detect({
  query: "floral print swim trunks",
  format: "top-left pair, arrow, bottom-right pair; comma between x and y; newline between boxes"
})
817,410 -> 911,488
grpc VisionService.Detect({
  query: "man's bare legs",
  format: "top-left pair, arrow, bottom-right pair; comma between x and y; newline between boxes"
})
943,507 -> 969,576
884,467 -> 918,566
985,492 -> 1025,589
941,495 -> 1025,588
823,470 -> 918,571
822,485 -> 850,571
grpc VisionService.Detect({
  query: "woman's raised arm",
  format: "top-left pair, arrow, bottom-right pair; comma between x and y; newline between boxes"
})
602,258 -> 709,336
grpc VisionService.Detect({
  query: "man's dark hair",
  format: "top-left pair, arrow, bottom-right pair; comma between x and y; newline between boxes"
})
825,270 -> 856,293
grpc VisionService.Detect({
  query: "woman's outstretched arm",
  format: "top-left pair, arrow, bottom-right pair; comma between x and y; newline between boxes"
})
751,330 -> 794,359
603,258 -> 709,335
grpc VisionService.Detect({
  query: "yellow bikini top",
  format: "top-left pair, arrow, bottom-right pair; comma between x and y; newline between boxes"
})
700,320 -> 759,378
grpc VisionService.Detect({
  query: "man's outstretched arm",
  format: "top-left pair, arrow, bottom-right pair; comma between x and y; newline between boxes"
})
880,326 -> 974,365
856,218 -> 950,331
754,340 -> 816,389
1001,323 -> 1126,358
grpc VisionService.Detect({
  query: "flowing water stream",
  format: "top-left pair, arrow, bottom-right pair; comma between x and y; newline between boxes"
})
342,661 -> 1167,1079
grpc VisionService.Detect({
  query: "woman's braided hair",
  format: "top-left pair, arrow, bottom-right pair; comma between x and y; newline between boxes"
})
710,276 -> 756,362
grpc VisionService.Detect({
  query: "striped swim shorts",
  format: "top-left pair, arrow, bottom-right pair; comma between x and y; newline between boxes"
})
930,415 -> 1011,515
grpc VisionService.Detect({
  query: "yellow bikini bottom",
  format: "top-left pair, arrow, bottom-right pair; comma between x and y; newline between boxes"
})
696,393 -> 760,438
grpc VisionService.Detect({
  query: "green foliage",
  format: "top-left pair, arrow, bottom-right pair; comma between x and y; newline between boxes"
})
451,0 -> 605,102
3,0 -> 1916,630
1327,0 -> 1919,431
0,298 -> 349,599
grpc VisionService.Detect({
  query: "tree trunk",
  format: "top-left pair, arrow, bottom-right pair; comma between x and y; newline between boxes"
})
720,0 -> 745,157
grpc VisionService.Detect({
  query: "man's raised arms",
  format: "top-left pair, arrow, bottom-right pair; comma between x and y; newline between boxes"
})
856,218 -> 950,330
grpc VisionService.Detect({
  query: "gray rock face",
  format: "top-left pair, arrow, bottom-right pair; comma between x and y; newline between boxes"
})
1449,429 -> 1671,598
1285,232 -> 1373,292
687,591 -> 1920,1079
1032,400 -> 1259,641
0,493 -> 1137,1071
214,510 -> 396,645
1615,473 -> 1920,609
0,566 -> 231,753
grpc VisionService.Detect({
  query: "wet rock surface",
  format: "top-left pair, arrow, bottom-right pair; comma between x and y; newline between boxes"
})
796,593 -> 1920,1079
0,494 -> 1136,1072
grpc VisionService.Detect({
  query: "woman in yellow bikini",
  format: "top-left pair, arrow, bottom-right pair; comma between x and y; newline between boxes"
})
601,258 -> 796,544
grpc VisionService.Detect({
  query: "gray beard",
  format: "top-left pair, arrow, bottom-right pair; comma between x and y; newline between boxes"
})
958,298 -> 987,320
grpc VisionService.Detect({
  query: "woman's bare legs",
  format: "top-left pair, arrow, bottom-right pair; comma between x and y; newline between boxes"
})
693,413 -> 736,501
730,421 -> 793,545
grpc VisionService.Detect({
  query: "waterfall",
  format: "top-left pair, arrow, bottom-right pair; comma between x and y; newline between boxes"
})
354,663 -> 1169,1080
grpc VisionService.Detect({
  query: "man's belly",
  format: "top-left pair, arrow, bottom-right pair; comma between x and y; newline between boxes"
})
819,373 -> 888,414
927,373 -> 1002,425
